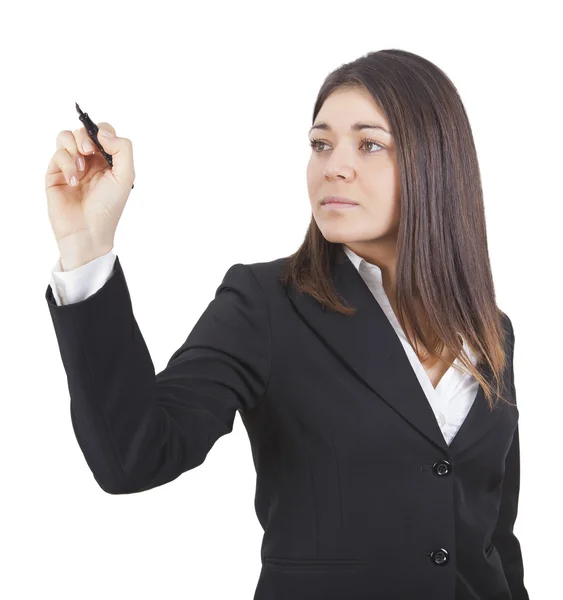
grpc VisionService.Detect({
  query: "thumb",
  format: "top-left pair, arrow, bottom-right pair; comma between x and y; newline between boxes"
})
96,127 -> 134,188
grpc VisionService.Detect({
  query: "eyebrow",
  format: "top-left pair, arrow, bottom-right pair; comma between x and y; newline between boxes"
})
308,121 -> 392,135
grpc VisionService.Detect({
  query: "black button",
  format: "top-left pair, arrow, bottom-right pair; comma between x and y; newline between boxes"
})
430,548 -> 450,565
432,460 -> 452,476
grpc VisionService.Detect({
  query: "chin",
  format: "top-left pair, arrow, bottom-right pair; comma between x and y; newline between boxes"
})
316,230 -> 361,244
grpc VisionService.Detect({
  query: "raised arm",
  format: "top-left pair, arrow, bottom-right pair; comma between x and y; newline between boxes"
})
46,257 -> 271,494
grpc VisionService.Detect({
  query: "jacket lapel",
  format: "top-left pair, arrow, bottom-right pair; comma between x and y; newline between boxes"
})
284,245 -> 507,456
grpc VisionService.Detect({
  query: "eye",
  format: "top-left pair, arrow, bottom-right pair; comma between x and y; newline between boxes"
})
309,137 -> 383,154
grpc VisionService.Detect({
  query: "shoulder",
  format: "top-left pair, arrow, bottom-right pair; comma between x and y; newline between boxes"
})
239,254 -> 292,290
214,255 -> 291,304
499,311 -> 516,367
499,310 -> 514,338
245,254 -> 291,274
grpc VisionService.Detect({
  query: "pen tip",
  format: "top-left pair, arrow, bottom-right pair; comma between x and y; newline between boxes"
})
75,102 -> 82,114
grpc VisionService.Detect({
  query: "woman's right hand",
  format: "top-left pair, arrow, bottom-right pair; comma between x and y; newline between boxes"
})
45,122 -> 136,266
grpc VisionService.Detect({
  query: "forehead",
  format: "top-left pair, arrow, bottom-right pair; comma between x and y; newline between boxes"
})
313,87 -> 390,133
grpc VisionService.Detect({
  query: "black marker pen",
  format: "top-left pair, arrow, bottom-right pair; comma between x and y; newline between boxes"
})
75,102 -> 134,189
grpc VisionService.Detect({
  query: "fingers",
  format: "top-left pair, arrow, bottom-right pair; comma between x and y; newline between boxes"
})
94,127 -> 136,188
74,122 -> 117,155
46,122 -> 134,189
95,122 -> 116,137
46,123 -> 118,187
46,130 -> 83,187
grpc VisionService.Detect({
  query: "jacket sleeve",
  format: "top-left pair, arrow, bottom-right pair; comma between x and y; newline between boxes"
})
45,255 -> 272,495
492,317 -> 529,599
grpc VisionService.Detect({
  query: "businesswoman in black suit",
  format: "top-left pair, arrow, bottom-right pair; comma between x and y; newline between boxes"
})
45,49 -> 529,599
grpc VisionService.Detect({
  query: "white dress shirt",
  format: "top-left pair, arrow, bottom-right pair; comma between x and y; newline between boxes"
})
49,245 -> 480,446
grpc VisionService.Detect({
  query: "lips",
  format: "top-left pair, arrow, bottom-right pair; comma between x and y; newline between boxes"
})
321,196 -> 359,205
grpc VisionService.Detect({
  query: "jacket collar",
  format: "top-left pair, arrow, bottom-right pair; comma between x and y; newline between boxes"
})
284,244 -> 510,456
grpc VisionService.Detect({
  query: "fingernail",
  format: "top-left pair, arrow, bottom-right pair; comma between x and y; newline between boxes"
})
98,128 -> 115,138
82,139 -> 94,153
77,156 -> 85,171
70,175 -> 78,186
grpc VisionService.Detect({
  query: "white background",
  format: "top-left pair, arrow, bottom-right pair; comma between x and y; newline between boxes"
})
1,0 -> 559,597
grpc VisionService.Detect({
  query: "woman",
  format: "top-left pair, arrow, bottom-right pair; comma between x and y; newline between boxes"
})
44,49 -> 529,599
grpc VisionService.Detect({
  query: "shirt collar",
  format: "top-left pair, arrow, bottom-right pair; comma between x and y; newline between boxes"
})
341,244 -> 477,367
342,244 -> 384,287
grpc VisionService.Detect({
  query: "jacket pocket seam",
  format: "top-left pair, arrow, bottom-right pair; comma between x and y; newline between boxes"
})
263,556 -> 364,570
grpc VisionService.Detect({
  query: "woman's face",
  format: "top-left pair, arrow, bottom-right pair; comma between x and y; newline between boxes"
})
307,87 -> 401,254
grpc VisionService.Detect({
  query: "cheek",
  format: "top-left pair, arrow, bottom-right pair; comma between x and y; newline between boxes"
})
306,160 -> 320,194
363,168 -> 401,224
370,161 -> 400,200
306,158 -> 316,179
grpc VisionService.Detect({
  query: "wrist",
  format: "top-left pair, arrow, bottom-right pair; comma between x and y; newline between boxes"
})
57,232 -> 113,271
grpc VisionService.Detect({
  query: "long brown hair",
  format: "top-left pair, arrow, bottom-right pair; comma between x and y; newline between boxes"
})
279,49 -> 513,410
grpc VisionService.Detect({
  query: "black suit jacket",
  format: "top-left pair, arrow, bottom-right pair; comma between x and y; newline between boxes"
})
45,246 -> 529,599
